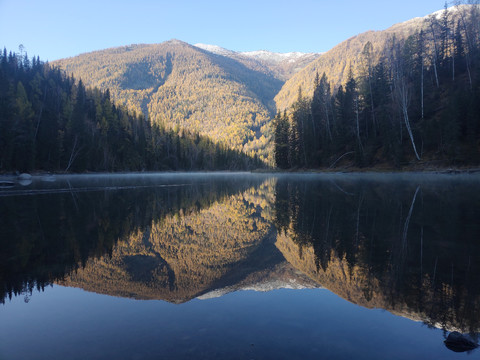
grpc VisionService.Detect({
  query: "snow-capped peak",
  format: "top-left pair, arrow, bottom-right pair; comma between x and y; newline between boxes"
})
423,5 -> 459,20
194,43 -> 236,56
194,43 -> 320,64
240,50 -> 317,64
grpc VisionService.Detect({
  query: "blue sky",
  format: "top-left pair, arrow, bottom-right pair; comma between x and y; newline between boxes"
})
1,0 -> 448,61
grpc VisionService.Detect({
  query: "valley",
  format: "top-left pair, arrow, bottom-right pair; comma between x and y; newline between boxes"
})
1,4 -> 479,173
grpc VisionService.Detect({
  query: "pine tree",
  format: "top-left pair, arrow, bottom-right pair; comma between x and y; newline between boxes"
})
273,111 -> 290,169
13,81 -> 35,170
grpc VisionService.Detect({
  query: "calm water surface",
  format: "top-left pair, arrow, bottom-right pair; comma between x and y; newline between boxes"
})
1,172 -> 480,359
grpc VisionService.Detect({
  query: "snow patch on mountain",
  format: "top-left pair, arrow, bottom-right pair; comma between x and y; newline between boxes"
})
400,5 -> 462,25
423,5 -> 460,20
194,43 -> 320,64
241,50 -> 319,64
194,43 -> 236,56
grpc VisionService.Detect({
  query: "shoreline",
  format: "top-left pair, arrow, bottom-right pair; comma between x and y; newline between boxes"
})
1,167 -> 480,179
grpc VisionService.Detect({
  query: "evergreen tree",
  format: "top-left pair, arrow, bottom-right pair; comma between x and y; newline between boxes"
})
273,111 -> 290,169
0,50 -> 261,173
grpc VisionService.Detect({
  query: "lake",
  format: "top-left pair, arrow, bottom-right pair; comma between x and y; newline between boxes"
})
1,172 -> 480,359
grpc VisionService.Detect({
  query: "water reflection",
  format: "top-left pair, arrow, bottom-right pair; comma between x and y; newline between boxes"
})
2,173 -> 480,339
58,178 -> 300,303
0,173 -> 269,303
273,174 -> 480,336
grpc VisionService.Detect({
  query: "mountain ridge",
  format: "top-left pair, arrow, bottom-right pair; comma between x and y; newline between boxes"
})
194,43 -> 322,80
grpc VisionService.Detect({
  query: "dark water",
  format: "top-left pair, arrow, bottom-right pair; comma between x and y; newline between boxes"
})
1,172 -> 480,359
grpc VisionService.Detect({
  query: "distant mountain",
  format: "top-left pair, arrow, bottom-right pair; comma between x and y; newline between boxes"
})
194,43 -> 322,81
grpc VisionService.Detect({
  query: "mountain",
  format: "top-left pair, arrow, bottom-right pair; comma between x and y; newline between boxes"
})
53,41 -> 321,163
274,6 -> 466,111
53,40 -> 287,163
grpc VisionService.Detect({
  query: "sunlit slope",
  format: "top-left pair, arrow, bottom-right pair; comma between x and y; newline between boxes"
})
54,40 -> 283,161
274,8 -> 458,111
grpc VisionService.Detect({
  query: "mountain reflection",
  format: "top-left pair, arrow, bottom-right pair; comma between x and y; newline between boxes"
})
58,179 -> 298,302
2,173 -> 480,335
274,174 -> 480,334
0,174 -> 268,303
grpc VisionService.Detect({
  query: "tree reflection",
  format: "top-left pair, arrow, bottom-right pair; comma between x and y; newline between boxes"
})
58,179 -> 281,303
0,175 -> 263,303
4,173 -> 480,338
273,174 -> 480,334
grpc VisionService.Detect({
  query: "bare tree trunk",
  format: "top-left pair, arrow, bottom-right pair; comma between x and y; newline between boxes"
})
457,3 -> 473,88
402,101 -> 421,160
329,151 -> 355,168
64,136 -> 81,173
429,18 -> 440,88
34,85 -> 48,141
452,26 -> 456,81
354,95 -> 363,153
398,76 -> 421,160
325,106 -> 332,141
368,73 -> 376,135
402,186 -> 420,251
421,57 -> 424,119
420,226 -> 424,279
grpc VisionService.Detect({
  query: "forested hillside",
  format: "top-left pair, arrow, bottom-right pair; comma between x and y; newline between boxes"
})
0,50 -> 261,173
273,4 -> 480,168
54,40 -> 284,163
275,5 -> 475,111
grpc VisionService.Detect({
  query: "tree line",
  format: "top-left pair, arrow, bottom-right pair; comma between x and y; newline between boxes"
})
274,3 -> 480,169
0,49 -> 263,173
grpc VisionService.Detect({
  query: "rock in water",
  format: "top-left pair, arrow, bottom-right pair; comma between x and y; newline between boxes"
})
444,331 -> 479,352
18,173 -> 32,180
17,173 -> 32,186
